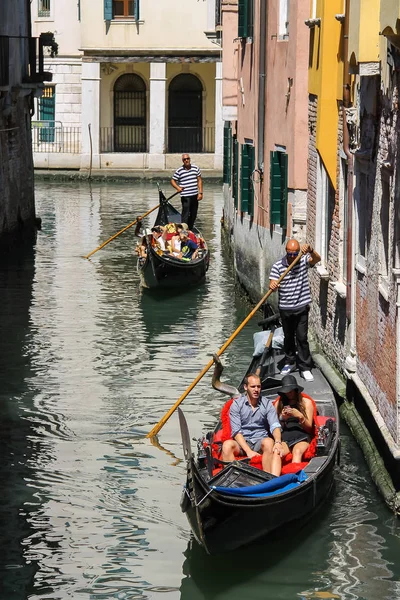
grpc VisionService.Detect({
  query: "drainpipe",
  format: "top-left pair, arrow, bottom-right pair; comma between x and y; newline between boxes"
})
257,0 -> 267,172
342,0 -> 356,372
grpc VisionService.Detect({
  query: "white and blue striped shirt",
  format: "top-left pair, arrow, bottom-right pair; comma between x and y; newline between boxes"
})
172,164 -> 201,197
269,254 -> 312,311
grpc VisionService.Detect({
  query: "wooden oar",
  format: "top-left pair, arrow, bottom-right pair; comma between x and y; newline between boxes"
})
83,190 -> 180,260
146,250 -> 304,439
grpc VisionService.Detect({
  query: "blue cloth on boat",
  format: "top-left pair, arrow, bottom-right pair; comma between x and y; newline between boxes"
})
212,470 -> 307,497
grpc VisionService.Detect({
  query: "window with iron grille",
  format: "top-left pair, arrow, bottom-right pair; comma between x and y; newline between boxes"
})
38,0 -> 51,18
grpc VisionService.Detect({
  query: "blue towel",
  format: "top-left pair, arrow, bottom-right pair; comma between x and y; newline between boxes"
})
212,470 -> 307,497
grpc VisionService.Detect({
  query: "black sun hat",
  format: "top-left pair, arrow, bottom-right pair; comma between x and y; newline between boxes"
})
278,374 -> 304,394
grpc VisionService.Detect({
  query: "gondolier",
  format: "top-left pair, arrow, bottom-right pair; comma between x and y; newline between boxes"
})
170,154 -> 203,230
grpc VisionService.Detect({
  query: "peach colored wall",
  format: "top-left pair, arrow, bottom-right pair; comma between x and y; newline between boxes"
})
264,0 -> 309,190
222,4 -> 239,111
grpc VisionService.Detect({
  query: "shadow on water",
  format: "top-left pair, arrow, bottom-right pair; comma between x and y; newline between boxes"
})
0,244 -> 39,598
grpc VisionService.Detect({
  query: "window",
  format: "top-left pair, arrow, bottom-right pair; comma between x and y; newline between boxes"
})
340,158 -> 348,283
355,170 -> 368,270
238,0 -> 254,39
278,0 -> 289,39
270,150 -> 288,228
38,0 -> 51,18
223,122 -> 232,185
0,37 -> 9,87
240,144 -> 255,215
104,0 -> 139,20
39,86 -> 55,142
315,156 -> 335,267
380,178 -> 390,284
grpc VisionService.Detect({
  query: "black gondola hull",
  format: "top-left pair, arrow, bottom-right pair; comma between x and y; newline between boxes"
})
181,446 -> 337,555
139,246 -> 209,289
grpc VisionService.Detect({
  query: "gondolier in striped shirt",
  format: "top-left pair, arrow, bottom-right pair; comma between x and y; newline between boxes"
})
269,239 -> 321,382
170,154 -> 203,230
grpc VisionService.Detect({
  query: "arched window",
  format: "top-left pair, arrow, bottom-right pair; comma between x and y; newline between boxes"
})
114,73 -> 146,152
168,74 -> 203,153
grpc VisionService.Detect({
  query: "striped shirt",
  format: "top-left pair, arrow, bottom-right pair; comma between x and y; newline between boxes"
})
172,164 -> 201,197
230,394 -> 281,442
269,254 -> 312,311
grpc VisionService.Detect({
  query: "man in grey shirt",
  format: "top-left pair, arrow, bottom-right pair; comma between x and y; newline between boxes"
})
221,373 -> 283,476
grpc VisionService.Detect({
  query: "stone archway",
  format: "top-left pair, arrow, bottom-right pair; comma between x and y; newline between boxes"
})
114,73 -> 146,152
168,73 -> 203,153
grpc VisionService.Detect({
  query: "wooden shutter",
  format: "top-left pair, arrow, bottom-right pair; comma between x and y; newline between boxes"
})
280,151 -> 288,228
241,144 -> 250,213
233,138 -> 239,208
134,0 -> 140,21
223,122 -> 232,184
270,151 -> 281,225
248,145 -> 255,216
238,0 -> 248,38
104,0 -> 112,20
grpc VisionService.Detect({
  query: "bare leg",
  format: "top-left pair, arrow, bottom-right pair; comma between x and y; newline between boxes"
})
221,440 -> 241,462
291,441 -> 309,463
260,438 -> 275,472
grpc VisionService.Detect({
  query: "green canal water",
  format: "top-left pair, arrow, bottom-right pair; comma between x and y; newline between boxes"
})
0,181 -> 400,600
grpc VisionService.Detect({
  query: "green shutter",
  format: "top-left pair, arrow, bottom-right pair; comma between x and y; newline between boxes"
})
233,138 -> 239,208
248,145 -> 255,216
280,152 -> 288,228
134,0 -> 140,20
104,0 -> 112,20
270,151 -> 281,225
241,144 -> 250,213
39,87 -> 55,142
238,0 -> 248,38
223,123 -> 230,184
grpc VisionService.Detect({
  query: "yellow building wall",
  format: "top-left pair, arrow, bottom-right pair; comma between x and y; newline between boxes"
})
380,0 -> 400,37
308,0 -> 343,188
349,0 -> 380,63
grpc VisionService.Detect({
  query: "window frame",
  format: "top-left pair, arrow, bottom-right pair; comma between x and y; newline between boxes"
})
38,0 -> 52,20
278,0 -> 289,40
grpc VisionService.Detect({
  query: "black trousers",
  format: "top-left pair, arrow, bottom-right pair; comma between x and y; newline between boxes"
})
181,195 -> 199,230
280,306 -> 313,371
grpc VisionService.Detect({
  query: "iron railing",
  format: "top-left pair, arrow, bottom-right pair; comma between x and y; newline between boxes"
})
167,126 -> 215,153
100,126 -> 147,152
32,123 -> 81,153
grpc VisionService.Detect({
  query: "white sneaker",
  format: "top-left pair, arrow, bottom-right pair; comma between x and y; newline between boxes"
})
300,370 -> 314,382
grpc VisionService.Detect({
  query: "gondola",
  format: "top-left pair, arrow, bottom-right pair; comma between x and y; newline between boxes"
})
137,189 -> 209,289
178,306 -> 340,555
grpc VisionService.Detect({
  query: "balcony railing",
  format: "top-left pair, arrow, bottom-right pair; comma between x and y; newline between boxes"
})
32,123 -> 81,153
167,126 -> 215,153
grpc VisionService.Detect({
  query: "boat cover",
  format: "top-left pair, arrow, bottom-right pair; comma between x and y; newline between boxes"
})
212,470 -> 307,497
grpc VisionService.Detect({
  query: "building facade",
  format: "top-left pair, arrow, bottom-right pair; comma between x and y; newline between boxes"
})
0,0 -> 46,241
31,0 -> 223,173
221,0 -> 310,299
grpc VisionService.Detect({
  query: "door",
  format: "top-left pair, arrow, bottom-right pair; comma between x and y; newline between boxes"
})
168,74 -> 202,153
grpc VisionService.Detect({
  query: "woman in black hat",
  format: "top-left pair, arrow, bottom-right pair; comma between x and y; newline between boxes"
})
274,374 -> 315,464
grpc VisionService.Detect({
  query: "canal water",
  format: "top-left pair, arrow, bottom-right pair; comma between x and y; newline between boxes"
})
1,180 -> 400,600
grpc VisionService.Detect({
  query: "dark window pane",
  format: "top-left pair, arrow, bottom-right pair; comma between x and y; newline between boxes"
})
113,1 -> 124,16
128,1 -> 135,16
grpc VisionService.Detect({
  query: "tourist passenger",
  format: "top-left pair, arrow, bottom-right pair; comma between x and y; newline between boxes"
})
274,375 -> 315,464
151,226 -> 169,252
170,154 -> 203,230
269,239 -> 321,382
178,230 -> 198,261
221,373 -> 283,475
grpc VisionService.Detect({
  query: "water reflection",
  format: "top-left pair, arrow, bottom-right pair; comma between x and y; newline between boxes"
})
0,181 -> 399,600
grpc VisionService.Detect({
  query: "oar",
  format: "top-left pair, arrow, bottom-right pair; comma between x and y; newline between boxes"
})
83,190 -> 180,259
146,250 -> 304,439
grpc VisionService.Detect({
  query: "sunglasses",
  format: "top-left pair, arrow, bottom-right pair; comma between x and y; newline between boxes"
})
183,157 -> 190,161
287,251 -> 299,257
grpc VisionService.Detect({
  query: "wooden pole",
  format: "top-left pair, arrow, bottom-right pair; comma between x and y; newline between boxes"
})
146,251 -> 304,439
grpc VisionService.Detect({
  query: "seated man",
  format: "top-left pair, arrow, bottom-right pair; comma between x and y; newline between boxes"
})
178,230 -> 198,260
221,373 -> 283,475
